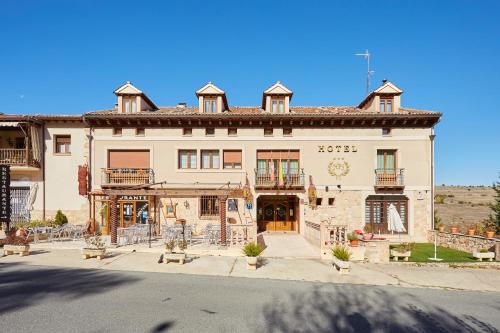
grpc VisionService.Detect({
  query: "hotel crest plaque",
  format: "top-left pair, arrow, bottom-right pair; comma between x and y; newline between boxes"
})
328,158 -> 350,180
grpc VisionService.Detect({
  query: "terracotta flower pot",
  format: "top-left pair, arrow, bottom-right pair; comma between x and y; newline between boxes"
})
350,239 -> 359,247
485,231 -> 495,239
467,229 -> 475,236
438,225 -> 445,232
450,227 -> 458,234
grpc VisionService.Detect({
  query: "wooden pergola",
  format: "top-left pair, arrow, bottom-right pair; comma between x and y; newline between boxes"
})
90,186 -> 244,245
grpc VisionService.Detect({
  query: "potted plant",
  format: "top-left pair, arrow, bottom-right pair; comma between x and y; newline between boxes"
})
450,226 -> 459,234
3,230 -> 30,256
164,239 -> 187,264
436,222 -> 445,233
242,242 -> 263,270
472,248 -> 495,262
331,245 -> 351,274
347,232 -> 359,247
363,224 -> 373,240
390,242 -> 414,261
484,219 -> 496,239
81,234 -> 106,260
467,225 -> 476,236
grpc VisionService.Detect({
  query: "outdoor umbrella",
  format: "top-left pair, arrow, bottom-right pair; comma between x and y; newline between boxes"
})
388,204 -> 406,240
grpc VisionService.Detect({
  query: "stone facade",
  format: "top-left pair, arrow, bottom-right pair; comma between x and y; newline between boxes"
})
428,230 -> 499,259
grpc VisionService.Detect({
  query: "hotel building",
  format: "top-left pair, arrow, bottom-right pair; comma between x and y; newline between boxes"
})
0,80 -> 441,243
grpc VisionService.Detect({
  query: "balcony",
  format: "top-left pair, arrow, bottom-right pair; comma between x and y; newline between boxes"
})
374,168 -> 404,190
255,168 -> 304,189
0,149 -> 39,168
101,168 -> 154,187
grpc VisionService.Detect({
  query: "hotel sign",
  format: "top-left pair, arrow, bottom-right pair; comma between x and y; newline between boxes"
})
318,145 -> 358,153
0,165 -> 11,224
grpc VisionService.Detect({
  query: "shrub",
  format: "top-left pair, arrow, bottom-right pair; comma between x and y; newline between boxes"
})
332,245 -> 351,261
434,194 -> 445,204
54,210 -> 68,226
394,242 -> 415,253
178,239 -> 188,253
4,230 -> 30,246
84,233 -> 106,250
347,232 -> 358,241
479,248 -> 489,253
165,239 -> 176,252
243,243 -> 263,257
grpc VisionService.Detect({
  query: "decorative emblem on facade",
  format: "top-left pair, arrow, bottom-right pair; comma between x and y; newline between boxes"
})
328,158 -> 350,180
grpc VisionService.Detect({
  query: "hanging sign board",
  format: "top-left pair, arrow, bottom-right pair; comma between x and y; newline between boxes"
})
0,165 -> 11,226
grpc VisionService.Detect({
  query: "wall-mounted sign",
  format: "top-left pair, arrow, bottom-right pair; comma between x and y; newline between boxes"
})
318,145 -> 358,153
0,165 -> 11,225
328,158 -> 350,180
118,195 -> 148,201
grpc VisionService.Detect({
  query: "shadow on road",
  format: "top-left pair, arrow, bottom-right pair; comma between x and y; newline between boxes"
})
260,285 -> 499,333
0,262 -> 141,315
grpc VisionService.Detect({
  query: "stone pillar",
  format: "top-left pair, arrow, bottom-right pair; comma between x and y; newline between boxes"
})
219,196 -> 227,245
110,195 -> 118,245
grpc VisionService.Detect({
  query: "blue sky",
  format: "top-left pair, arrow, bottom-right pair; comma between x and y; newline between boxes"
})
1,0 -> 499,185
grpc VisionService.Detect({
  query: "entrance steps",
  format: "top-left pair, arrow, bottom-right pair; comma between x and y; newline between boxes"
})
259,233 -> 320,259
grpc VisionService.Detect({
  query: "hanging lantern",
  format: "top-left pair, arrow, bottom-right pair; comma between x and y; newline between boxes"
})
308,175 -> 317,208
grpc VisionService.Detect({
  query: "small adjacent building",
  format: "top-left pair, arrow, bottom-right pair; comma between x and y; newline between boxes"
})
0,79 -> 441,243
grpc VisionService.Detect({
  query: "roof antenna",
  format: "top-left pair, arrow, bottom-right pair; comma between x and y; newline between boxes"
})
355,49 -> 375,95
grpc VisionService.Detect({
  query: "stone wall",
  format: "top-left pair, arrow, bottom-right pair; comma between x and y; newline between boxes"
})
427,230 -> 499,258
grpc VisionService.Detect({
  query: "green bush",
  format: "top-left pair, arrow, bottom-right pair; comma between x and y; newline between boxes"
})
54,210 -> 68,226
242,243 -> 263,257
347,232 -> 358,241
332,245 -> 351,261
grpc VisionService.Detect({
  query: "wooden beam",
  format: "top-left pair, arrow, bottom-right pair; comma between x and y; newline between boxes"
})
102,188 -> 244,197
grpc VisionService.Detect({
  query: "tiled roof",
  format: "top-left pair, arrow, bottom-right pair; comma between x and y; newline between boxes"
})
85,105 -> 439,116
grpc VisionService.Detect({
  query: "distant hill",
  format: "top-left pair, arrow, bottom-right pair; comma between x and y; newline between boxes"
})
434,185 -> 494,229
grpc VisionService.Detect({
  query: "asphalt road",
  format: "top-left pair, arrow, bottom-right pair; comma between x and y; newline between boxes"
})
0,262 -> 499,333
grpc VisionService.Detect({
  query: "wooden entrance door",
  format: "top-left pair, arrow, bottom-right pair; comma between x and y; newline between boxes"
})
258,197 -> 297,232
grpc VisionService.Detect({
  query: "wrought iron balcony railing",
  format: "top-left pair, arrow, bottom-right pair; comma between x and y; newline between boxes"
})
254,168 -> 305,188
374,168 -> 404,187
101,168 -> 154,187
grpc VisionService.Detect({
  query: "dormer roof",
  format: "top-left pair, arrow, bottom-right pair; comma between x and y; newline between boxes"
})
196,82 -> 229,110
262,81 -> 293,108
358,80 -> 402,108
114,81 -> 159,110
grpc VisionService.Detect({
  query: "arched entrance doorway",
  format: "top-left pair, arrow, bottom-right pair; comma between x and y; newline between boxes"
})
257,195 -> 298,232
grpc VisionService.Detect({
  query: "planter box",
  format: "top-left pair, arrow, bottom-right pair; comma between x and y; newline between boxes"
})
332,257 -> 350,274
472,252 -> 495,262
4,244 -> 30,257
164,252 -> 186,264
246,256 -> 258,270
390,249 -> 411,261
81,248 -> 106,260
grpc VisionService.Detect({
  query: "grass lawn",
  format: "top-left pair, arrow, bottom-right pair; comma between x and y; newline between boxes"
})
391,243 -> 476,263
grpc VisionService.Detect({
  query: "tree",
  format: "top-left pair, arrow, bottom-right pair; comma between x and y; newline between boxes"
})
488,177 -> 500,234
54,210 -> 68,226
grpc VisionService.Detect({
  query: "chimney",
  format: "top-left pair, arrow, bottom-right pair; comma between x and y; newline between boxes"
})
177,102 -> 187,108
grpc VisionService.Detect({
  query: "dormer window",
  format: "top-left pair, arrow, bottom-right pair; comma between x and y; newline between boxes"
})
123,96 -> 137,113
380,97 -> 393,113
271,97 -> 285,113
204,97 -> 217,113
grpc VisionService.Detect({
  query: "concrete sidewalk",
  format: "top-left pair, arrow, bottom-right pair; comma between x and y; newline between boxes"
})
1,248 -> 499,292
